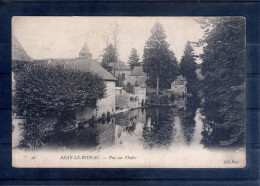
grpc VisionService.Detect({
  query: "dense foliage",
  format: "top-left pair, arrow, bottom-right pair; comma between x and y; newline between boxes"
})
180,41 -> 198,96
128,48 -> 141,70
143,22 -> 179,96
123,82 -> 135,94
101,43 -> 117,73
13,61 -> 106,148
200,17 -> 246,147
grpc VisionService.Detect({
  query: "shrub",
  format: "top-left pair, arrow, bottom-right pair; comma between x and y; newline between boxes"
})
123,82 -> 135,94
159,95 -> 169,104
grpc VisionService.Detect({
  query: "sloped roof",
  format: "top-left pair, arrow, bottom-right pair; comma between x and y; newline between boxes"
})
172,75 -> 186,85
79,42 -> 91,54
178,75 -> 186,81
130,66 -> 147,76
12,36 -> 33,61
52,58 -> 117,81
111,61 -> 131,71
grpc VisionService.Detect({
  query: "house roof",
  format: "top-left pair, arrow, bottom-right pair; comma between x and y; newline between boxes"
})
12,36 -> 33,61
172,75 -> 186,85
178,75 -> 186,81
111,61 -> 131,71
51,58 -> 117,81
79,42 -> 91,54
130,66 -> 147,76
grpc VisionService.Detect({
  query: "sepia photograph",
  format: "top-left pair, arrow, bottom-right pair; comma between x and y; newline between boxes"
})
12,16 -> 246,168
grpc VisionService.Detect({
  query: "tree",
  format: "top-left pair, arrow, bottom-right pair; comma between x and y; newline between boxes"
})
13,62 -> 106,149
101,43 -> 117,73
143,22 -> 179,96
128,48 -> 141,70
200,17 -> 246,147
180,41 -> 198,95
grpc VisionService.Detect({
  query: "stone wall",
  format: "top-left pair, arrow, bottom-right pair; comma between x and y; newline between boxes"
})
96,81 -> 115,118
134,87 -> 146,106
115,86 -> 146,110
170,85 -> 186,96
115,94 -> 129,109
76,81 -> 115,121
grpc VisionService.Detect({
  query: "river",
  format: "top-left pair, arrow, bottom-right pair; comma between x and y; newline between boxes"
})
12,97 -> 246,168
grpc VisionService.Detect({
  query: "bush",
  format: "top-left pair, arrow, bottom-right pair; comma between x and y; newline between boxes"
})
159,95 -> 169,104
149,95 -> 159,104
123,82 -> 135,94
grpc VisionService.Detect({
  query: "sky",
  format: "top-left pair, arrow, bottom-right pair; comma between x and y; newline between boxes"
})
12,16 -> 205,63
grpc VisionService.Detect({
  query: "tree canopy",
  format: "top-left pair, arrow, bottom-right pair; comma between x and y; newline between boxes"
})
200,17 -> 246,147
180,41 -> 198,95
101,43 -> 117,73
128,48 -> 141,70
143,22 -> 179,96
13,61 -> 106,148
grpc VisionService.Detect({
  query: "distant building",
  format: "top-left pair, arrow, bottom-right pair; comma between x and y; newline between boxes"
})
129,66 -> 147,88
168,75 -> 187,96
110,61 -> 131,82
129,66 -> 147,107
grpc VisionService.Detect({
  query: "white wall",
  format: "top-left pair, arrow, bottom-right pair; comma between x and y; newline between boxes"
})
96,81 -> 116,117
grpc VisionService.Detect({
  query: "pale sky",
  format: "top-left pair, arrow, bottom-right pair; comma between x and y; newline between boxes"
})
12,16 -> 204,63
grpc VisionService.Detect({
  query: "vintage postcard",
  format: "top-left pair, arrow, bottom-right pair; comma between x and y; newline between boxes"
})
12,16 -> 246,168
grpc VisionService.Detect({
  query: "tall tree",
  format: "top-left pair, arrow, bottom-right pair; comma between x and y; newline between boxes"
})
128,48 -> 141,70
200,17 -> 246,147
143,22 -> 178,96
101,43 -> 117,73
180,41 -> 198,95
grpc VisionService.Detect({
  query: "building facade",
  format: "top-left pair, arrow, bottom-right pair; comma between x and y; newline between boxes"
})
168,75 -> 187,97
58,43 -> 117,121
128,66 -> 147,88
110,61 -> 131,82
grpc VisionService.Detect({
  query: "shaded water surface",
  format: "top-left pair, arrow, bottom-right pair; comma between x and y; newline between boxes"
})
15,97 -> 245,151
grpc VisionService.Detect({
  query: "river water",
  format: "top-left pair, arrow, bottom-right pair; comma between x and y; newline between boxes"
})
12,97 -> 246,168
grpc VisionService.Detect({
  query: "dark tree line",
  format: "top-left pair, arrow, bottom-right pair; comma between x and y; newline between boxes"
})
199,17 -> 246,147
180,41 -> 198,96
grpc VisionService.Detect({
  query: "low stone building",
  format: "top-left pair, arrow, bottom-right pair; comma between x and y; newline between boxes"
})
168,75 -> 187,97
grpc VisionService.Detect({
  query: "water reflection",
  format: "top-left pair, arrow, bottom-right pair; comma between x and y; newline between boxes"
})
15,96 -> 245,151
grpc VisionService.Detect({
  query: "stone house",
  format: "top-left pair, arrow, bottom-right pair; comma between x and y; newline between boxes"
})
168,75 -> 187,97
115,66 -> 147,110
129,66 -> 147,106
128,66 -> 147,88
110,61 -> 131,82
51,43 -> 117,122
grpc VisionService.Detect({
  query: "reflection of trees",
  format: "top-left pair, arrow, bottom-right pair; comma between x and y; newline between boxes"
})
142,107 -> 174,149
201,116 -> 245,149
178,96 -> 200,145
